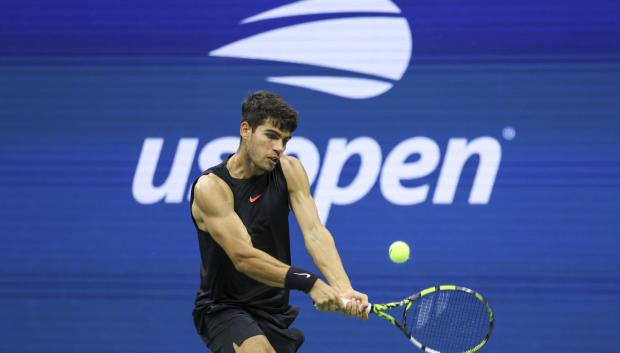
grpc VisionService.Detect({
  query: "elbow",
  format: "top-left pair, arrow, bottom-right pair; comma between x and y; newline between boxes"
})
234,258 -> 251,274
230,249 -> 255,275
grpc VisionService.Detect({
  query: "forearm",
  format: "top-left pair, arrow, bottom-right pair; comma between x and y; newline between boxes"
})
234,248 -> 290,287
305,227 -> 352,292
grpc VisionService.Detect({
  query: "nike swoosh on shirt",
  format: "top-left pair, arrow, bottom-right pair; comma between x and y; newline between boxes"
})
293,273 -> 311,278
249,193 -> 264,203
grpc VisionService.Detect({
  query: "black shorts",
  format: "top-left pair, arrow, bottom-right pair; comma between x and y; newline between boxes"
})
193,305 -> 304,353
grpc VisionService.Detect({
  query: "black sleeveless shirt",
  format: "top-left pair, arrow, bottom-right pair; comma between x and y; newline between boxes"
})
190,156 -> 292,315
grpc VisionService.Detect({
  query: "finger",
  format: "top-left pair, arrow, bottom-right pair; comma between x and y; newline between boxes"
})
352,302 -> 364,319
357,296 -> 369,314
342,298 -> 350,312
350,300 -> 359,317
344,300 -> 355,316
359,295 -> 369,308
317,301 -> 330,312
361,302 -> 369,320
333,296 -> 344,311
323,298 -> 335,312
360,303 -> 368,320
335,297 -> 344,312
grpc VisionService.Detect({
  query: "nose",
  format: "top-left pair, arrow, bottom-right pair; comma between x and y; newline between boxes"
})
273,139 -> 284,155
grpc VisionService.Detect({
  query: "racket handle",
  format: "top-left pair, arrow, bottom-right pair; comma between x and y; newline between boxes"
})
341,297 -> 372,314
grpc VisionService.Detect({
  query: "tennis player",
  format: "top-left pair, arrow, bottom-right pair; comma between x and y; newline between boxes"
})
190,91 -> 368,353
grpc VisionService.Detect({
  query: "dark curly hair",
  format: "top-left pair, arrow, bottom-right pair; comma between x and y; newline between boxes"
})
241,91 -> 298,133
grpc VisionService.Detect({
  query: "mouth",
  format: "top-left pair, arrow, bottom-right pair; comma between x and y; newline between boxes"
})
267,156 -> 279,164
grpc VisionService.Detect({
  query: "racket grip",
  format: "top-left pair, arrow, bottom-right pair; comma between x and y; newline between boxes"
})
341,297 -> 372,314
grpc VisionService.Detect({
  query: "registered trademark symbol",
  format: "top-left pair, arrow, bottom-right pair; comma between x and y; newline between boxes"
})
502,126 -> 516,141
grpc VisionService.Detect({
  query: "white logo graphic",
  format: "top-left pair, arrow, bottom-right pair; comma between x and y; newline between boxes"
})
209,0 -> 412,99
293,272 -> 312,278
132,136 -> 502,224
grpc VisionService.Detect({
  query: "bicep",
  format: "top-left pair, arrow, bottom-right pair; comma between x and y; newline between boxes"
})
290,189 -> 324,237
287,170 -> 336,257
192,176 -> 253,263
281,157 -> 325,236
203,207 -> 253,257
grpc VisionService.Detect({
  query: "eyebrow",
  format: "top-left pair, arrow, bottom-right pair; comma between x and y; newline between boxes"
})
265,129 -> 291,139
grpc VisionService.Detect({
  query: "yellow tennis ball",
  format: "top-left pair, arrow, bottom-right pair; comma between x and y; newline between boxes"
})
389,241 -> 410,264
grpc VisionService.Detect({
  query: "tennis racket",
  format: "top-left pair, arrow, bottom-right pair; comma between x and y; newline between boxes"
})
346,285 -> 494,353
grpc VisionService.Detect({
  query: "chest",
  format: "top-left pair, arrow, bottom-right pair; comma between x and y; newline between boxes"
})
231,174 -> 289,229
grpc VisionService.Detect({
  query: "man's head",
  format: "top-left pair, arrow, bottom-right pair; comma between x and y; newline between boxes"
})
239,91 -> 298,172
241,91 -> 298,133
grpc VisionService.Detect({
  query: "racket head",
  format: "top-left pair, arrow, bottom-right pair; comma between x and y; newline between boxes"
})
372,285 -> 494,353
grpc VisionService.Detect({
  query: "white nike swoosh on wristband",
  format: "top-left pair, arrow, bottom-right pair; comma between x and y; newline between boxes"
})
293,272 -> 311,278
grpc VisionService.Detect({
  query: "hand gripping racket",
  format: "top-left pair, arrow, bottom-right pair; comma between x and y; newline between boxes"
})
345,285 -> 494,353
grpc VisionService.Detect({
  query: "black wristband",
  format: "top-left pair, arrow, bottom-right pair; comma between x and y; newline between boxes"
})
284,266 -> 319,293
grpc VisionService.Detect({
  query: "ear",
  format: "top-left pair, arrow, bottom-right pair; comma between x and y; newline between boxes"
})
240,121 -> 251,140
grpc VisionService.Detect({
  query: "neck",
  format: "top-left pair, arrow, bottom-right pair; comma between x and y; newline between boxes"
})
227,150 -> 264,179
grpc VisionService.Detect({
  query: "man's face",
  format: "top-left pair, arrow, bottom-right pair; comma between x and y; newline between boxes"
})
245,119 -> 291,172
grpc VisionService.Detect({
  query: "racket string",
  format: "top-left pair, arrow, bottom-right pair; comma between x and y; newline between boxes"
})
407,290 -> 490,353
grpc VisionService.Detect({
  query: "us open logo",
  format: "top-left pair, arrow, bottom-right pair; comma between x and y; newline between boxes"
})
209,0 -> 413,99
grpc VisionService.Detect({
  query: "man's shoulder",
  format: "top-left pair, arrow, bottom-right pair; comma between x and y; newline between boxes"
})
194,173 -> 232,204
279,155 -> 303,174
279,155 -> 308,192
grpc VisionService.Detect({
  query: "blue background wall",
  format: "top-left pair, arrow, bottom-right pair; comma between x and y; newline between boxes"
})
1,1 -> 619,352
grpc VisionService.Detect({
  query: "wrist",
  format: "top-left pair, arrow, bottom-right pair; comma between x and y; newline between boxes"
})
331,281 -> 353,293
284,266 -> 319,293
